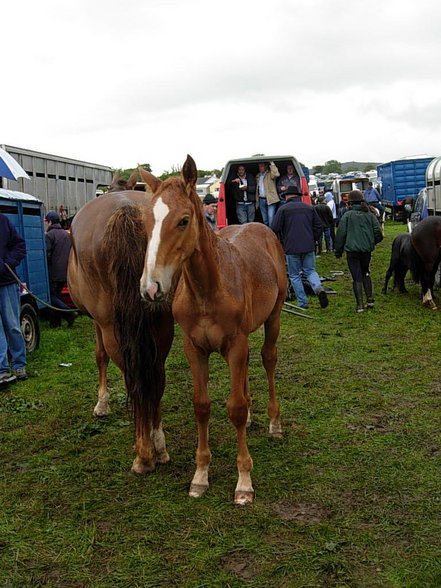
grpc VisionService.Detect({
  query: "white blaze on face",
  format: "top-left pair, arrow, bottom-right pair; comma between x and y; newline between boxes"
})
148,198 -> 169,273
141,197 -> 170,299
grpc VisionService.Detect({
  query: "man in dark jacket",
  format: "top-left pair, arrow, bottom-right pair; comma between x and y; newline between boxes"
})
272,186 -> 329,309
45,211 -> 77,327
315,195 -> 335,254
0,213 -> 27,386
230,164 -> 257,224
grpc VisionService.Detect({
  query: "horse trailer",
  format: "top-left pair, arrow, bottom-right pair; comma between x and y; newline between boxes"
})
0,145 -> 113,218
217,155 -> 310,229
332,176 -> 372,205
0,188 -> 51,352
377,157 -> 435,220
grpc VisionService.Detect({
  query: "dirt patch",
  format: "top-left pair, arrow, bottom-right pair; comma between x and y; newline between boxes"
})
346,414 -> 403,434
272,500 -> 325,523
222,551 -> 260,580
95,521 -> 113,533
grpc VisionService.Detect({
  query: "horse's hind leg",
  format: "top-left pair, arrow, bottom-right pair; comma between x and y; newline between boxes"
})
261,311 -> 282,439
421,270 -> 437,309
93,324 -> 111,416
397,266 -> 408,294
382,265 -> 393,294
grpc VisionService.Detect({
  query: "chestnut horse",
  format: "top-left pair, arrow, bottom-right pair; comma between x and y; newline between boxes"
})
411,216 -> 441,309
68,190 -> 174,473
138,155 -> 287,505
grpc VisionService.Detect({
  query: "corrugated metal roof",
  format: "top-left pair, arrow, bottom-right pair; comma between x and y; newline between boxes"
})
0,188 -> 42,202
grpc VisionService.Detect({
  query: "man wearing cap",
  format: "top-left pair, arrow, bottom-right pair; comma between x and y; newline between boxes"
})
45,211 -> 77,327
0,212 -> 28,386
202,193 -> 218,231
271,186 -> 329,310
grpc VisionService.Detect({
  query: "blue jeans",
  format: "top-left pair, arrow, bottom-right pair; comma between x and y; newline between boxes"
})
0,283 -> 27,372
236,202 -> 255,224
323,227 -> 332,251
259,198 -> 278,226
286,252 -> 323,307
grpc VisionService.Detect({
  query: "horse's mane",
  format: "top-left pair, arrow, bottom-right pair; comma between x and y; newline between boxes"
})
102,203 -> 168,432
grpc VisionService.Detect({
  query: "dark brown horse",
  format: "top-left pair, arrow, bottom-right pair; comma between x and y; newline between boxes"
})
68,190 -> 174,473
138,155 -> 287,505
411,216 -> 441,309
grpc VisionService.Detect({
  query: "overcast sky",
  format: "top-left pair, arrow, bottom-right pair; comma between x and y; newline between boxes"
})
3,0 -> 441,175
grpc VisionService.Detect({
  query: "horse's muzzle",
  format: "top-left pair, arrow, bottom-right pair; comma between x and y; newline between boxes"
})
140,281 -> 165,302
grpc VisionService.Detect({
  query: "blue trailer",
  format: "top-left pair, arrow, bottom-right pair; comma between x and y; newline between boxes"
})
377,157 -> 434,220
0,188 -> 50,352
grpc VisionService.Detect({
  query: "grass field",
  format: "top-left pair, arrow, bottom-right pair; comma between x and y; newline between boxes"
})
1,220 -> 441,587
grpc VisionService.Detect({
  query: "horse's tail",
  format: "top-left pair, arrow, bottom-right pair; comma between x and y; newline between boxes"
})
102,203 -> 171,437
409,241 -> 423,284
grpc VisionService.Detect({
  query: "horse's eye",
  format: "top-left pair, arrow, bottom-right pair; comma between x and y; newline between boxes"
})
178,217 -> 189,228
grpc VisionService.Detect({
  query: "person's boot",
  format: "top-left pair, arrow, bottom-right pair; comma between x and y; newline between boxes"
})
353,281 -> 364,313
316,287 -> 329,308
363,275 -> 374,309
65,311 -> 79,327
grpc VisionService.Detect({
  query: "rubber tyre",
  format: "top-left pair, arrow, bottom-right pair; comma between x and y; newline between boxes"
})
20,303 -> 40,353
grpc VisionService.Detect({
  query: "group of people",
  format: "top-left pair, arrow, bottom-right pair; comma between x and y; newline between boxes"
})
231,162 -> 301,227
0,210 -> 76,389
227,163 -> 384,312
272,186 -> 383,312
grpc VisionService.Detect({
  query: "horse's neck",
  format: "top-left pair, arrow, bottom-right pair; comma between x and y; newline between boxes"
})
182,231 -> 222,302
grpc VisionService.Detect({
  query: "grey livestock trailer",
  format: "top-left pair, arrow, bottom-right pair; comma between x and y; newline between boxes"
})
0,145 -> 113,217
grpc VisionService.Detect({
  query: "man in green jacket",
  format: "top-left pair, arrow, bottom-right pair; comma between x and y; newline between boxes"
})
334,190 -> 383,313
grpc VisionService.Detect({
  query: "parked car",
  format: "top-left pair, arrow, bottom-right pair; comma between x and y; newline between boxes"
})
410,188 -> 428,231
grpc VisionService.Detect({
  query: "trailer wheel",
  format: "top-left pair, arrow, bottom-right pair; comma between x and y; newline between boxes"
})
20,303 -> 40,353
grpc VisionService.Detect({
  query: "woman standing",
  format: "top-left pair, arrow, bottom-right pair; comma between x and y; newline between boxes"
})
334,190 -> 383,313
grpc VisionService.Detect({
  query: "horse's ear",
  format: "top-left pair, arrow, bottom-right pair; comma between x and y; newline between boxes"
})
109,171 -> 120,189
138,166 -> 162,193
182,155 -> 198,188
126,170 -> 138,191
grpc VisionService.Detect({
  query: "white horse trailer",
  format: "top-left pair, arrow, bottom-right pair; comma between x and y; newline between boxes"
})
0,145 -> 113,218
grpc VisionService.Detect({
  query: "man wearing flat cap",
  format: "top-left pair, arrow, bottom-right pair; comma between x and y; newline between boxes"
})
272,186 -> 329,310
45,211 -> 78,327
202,193 -> 218,231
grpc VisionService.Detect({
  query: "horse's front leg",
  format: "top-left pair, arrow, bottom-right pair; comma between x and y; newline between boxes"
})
93,324 -> 111,416
184,338 -> 212,498
225,335 -> 254,505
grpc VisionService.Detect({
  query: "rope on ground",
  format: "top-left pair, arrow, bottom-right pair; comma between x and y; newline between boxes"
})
5,263 -> 79,313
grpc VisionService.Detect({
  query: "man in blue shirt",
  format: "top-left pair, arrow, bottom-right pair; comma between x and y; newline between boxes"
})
364,182 -> 384,215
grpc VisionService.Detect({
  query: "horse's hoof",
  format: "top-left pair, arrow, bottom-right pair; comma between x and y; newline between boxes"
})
189,483 -> 208,498
234,490 -> 254,506
155,450 -> 170,464
93,404 -> 110,417
131,458 -> 156,475
269,423 -> 283,439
